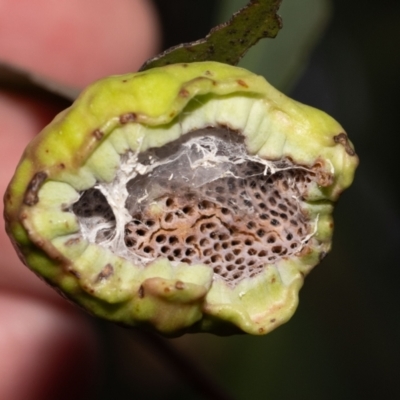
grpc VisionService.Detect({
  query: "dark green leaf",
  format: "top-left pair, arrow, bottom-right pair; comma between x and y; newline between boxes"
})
220,0 -> 332,90
140,0 -> 283,71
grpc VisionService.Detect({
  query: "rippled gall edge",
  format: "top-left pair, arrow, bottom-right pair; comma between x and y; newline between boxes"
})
3,62 -> 358,336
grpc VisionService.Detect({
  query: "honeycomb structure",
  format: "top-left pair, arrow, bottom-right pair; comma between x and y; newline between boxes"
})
124,163 -> 313,285
72,133 -> 316,286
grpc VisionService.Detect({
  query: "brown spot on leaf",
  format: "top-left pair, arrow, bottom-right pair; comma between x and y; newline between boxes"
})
95,263 -> 114,282
84,286 -> 95,294
237,79 -> 248,88
93,129 -> 104,140
334,133 -> 355,156
119,113 -> 137,124
23,172 -> 48,206
270,318 -> 276,323
68,268 -> 81,279
175,281 -> 185,290
138,285 -> 144,298
65,237 -> 81,246
179,89 -> 190,98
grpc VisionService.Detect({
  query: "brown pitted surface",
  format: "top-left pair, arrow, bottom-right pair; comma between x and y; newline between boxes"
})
24,171 -> 48,206
124,162 -> 314,285
71,132 -> 317,287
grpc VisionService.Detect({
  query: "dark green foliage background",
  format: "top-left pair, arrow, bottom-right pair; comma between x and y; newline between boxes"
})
93,1 -> 400,399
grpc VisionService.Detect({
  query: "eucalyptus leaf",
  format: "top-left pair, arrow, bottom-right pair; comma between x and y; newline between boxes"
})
218,0 -> 333,90
140,0 -> 282,71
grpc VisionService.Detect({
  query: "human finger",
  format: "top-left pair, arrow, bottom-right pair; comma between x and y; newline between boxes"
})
0,0 -> 160,87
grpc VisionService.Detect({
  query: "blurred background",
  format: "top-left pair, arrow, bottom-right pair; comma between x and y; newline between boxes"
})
97,1 -> 399,399
3,0 -> 400,399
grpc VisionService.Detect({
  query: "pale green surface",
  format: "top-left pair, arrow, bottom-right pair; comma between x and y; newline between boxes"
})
5,62 -> 357,335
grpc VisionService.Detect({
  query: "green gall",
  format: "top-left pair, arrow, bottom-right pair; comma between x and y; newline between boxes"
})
4,62 -> 358,336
